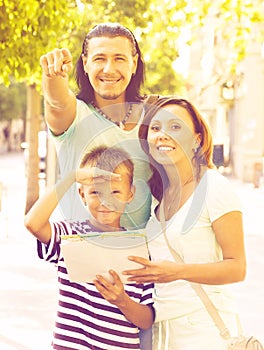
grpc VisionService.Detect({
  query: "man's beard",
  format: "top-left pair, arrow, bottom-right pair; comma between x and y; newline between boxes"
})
98,91 -> 125,101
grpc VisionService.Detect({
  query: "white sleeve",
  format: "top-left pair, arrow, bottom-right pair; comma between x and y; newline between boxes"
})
207,171 -> 243,223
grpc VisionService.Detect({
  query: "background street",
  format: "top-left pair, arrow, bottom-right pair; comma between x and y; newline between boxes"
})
0,151 -> 263,349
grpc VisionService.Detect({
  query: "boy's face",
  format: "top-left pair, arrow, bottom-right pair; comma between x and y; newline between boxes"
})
79,170 -> 135,229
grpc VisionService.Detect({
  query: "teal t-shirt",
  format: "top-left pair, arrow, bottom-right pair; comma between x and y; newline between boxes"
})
51,99 -> 152,229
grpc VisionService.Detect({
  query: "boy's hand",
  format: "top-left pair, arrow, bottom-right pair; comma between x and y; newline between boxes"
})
76,167 -> 121,185
40,48 -> 73,77
94,270 -> 128,307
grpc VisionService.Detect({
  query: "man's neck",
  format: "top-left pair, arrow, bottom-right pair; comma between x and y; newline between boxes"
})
92,95 -> 143,130
94,93 -> 125,107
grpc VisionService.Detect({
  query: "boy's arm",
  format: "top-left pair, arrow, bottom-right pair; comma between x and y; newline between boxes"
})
116,292 -> 154,329
24,171 -> 75,244
94,270 -> 154,329
24,168 -> 120,244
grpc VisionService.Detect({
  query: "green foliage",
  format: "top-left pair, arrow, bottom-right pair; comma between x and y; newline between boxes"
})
0,0 -> 263,93
216,0 -> 264,71
141,29 -> 185,95
89,0 -> 151,26
0,0 -> 82,86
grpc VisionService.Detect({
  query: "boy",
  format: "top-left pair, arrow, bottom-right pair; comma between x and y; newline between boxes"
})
24,145 -> 154,350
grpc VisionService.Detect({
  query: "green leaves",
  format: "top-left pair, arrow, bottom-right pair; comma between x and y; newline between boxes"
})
0,0 -> 263,92
0,0 -> 81,86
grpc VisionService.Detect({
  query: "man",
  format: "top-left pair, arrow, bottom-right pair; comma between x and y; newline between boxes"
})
40,22 -> 155,349
40,23 -> 152,229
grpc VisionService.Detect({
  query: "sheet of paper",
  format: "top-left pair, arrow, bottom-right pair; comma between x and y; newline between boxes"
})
60,231 -> 149,283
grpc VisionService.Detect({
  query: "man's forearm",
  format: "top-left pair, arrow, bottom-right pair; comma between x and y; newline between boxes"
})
42,74 -> 72,109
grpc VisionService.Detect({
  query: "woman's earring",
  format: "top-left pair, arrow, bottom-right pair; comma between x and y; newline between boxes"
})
193,145 -> 200,155
193,140 -> 200,154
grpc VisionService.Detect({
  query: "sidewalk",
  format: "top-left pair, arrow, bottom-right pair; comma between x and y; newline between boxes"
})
0,152 -> 263,349
227,178 -> 264,341
0,152 -> 57,350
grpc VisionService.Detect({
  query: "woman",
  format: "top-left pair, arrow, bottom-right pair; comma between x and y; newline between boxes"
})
124,97 -> 246,350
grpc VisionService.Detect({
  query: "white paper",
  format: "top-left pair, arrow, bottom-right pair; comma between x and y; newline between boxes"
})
60,231 -> 149,283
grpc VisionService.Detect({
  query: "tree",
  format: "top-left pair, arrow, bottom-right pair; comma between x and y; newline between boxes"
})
0,82 -> 26,151
0,83 -> 26,121
0,0 -> 82,212
139,0 -> 264,96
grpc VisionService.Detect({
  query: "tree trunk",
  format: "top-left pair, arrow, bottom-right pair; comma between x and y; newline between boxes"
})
24,84 -> 41,214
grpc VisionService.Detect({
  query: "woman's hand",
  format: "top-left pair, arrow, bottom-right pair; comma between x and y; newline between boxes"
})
123,256 -> 183,284
40,48 -> 73,77
76,167 -> 121,186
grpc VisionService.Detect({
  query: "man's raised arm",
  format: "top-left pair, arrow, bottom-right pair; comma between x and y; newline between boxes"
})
40,48 -> 77,135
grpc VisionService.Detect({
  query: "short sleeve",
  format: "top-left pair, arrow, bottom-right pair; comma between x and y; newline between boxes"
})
48,99 -> 92,143
206,170 -> 243,223
37,221 -> 73,263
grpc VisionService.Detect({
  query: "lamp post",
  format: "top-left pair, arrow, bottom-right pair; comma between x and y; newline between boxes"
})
221,81 -> 235,102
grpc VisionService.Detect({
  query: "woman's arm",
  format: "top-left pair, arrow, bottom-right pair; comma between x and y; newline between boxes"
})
94,270 -> 155,329
124,211 -> 246,285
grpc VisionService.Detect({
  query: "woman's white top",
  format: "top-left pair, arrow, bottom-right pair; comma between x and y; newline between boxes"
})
146,169 -> 243,322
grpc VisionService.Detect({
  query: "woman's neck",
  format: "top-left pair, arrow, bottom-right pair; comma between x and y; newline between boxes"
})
164,163 -> 195,188
159,165 -> 195,220
160,165 -> 208,220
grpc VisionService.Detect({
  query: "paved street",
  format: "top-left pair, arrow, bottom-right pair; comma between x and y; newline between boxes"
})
0,151 -> 263,349
0,152 -> 57,350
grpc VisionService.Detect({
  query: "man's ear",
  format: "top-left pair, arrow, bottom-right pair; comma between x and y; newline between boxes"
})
132,53 -> 138,75
78,186 -> 86,205
82,54 -> 88,74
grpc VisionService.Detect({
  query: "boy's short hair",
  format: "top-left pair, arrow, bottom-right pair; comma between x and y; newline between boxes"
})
80,146 -> 134,185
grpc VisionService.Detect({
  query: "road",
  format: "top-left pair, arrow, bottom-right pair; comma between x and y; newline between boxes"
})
0,152 -> 56,350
